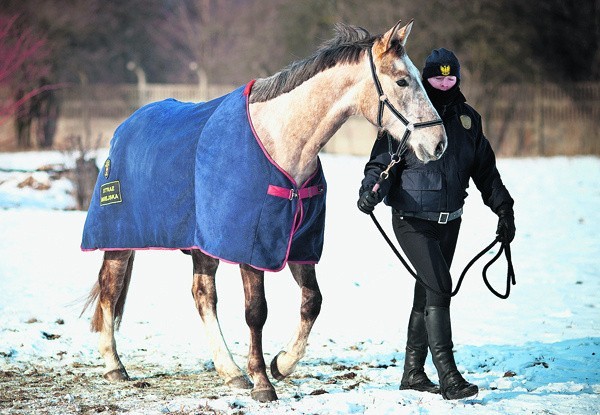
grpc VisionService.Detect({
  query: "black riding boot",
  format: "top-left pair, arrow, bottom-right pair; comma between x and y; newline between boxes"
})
399,309 -> 440,393
424,306 -> 478,400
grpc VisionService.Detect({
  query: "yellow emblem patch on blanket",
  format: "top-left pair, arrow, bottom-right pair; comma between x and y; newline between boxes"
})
100,181 -> 122,206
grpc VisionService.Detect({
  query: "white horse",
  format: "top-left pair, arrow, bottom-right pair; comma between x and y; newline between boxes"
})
82,20 -> 446,402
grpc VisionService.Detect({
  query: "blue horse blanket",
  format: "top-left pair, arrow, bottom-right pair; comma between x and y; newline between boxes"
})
81,82 -> 327,272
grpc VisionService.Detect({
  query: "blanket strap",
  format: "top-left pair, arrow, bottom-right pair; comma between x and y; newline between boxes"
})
268,184 -> 325,200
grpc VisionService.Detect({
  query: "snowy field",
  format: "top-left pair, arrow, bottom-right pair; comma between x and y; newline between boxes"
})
0,150 -> 598,415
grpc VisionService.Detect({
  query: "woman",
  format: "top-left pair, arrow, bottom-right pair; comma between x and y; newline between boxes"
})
357,48 -> 515,400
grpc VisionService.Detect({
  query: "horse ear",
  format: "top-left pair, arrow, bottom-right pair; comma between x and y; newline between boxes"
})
381,19 -> 414,52
395,19 -> 413,47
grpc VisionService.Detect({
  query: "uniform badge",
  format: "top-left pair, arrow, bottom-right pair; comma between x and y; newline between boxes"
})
103,159 -> 111,179
460,115 -> 472,130
440,65 -> 451,76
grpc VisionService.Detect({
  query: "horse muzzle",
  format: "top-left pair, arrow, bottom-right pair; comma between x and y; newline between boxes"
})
416,134 -> 447,163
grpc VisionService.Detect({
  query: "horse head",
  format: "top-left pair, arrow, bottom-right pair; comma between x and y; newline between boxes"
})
361,20 -> 447,163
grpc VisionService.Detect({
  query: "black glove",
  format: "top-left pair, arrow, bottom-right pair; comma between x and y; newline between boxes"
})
357,191 -> 381,214
496,205 -> 515,244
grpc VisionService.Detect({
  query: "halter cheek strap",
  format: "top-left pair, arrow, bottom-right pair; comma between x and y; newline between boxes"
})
367,47 -> 443,159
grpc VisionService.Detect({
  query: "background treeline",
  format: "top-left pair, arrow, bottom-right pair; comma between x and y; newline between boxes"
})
4,0 -> 598,85
1,0 -> 599,154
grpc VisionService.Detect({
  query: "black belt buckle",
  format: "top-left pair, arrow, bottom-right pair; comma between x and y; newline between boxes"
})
438,212 -> 449,224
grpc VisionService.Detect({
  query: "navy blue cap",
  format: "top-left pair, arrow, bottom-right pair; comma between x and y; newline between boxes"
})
422,48 -> 460,79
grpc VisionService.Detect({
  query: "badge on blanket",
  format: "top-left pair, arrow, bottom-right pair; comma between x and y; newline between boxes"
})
460,114 -> 472,130
100,181 -> 122,206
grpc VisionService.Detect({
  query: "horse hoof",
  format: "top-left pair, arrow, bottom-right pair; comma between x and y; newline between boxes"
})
251,388 -> 278,402
270,351 -> 287,381
103,368 -> 130,381
226,375 -> 253,390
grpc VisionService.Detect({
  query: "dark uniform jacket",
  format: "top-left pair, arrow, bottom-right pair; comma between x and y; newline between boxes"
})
360,93 -> 513,215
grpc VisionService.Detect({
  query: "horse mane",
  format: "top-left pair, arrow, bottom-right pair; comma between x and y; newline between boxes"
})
249,23 -> 379,103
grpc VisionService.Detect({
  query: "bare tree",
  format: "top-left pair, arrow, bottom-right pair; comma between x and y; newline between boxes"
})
0,13 -> 67,149
0,15 -> 52,126
154,1 -> 236,90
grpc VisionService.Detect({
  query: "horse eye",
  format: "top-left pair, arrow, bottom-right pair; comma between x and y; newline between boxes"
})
396,79 -> 409,87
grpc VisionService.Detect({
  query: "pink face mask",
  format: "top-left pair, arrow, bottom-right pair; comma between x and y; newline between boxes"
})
427,76 -> 457,91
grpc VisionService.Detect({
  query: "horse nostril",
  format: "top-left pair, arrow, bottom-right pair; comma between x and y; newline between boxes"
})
434,142 -> 446,158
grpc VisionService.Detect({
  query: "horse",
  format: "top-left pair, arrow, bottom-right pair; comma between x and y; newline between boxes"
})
81,20 -> 447,402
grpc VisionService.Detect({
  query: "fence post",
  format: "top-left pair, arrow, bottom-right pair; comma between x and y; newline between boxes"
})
127,61 -> 147,108
189,61 -> 208,101
78,72 -> 91,147
534,74 -> 545,156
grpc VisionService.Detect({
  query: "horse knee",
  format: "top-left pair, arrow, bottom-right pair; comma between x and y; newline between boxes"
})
190,252 -> 220,318
191,277 -> 214,299
301,289 -> 322,320
240,264 -> 267,328
245,296 -> 267,328
191,277 -> 217,319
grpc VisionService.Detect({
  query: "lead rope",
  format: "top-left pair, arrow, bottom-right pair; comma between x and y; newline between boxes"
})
368,159 -> 516,299
369,212 -> 515,298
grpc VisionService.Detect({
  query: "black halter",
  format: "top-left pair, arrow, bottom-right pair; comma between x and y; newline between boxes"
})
367,47 -> 443,160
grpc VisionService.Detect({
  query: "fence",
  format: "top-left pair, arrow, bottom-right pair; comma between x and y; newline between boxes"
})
462,82 -> 600,156
1,81 -> 599,156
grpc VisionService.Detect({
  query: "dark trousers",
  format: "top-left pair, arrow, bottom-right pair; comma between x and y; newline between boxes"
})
392,213 -> 461,308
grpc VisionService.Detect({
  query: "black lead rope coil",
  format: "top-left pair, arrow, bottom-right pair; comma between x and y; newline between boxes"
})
369,212 -> 516,299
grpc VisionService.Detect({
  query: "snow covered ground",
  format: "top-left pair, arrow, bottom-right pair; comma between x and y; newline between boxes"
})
0,150 -> 598,415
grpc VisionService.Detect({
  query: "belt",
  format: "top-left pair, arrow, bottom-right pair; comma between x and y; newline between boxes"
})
394,207 -> 463,224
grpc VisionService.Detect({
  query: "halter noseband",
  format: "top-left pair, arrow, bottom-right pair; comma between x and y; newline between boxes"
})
367,47 -> 443,159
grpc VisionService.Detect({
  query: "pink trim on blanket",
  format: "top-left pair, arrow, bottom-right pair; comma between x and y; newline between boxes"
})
81,244 -> 313,273
81,246 -> 196,252
244,80 -> 256,96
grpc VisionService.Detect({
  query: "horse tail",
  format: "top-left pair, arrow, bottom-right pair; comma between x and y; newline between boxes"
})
80,251 -> 135,332
80,281 -> 102,332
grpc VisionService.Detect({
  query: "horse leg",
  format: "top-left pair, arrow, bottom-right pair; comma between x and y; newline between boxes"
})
270,263 -> 322,380
85,250 -> 135,381
240,264 -> 278,402
190,250 -> 252,389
